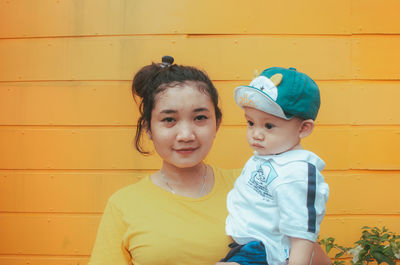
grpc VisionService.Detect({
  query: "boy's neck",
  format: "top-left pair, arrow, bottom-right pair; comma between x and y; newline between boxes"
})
272,142 -> 303,156
290,142 -> 303,152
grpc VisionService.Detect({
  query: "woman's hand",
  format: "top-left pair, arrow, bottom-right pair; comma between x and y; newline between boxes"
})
215,243 -> 331,265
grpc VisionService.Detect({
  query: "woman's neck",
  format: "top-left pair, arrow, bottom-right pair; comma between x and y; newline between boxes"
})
151,162 -> 213,198
161,162 -> 206,184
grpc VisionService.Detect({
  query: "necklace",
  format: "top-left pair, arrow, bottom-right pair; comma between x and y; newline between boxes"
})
161,165 -> 207,196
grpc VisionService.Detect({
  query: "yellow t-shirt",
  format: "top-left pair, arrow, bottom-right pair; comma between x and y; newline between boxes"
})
89,166 -> 240,265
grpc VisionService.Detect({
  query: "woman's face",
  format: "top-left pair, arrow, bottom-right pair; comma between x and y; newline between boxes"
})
149,82 -> 219,169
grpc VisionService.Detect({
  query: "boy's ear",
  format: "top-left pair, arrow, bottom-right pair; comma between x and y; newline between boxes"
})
299,119 -> 315,139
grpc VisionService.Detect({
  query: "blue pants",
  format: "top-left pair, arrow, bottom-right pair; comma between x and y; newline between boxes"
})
221,241 -> 268,265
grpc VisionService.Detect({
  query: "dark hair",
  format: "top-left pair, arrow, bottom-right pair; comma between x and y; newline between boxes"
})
132,56 -> 222,154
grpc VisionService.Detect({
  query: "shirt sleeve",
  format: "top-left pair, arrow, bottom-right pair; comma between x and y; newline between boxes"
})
88,198 -> 132,265
274,164 -> 327,242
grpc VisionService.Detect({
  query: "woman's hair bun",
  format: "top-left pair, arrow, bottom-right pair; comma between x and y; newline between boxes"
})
132,55 -> 175,99
162,55 -> 174,65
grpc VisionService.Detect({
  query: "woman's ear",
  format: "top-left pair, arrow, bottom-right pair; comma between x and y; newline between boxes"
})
299,119 -> 315,139
144,122 -> 152,140
216,118 -> 222,132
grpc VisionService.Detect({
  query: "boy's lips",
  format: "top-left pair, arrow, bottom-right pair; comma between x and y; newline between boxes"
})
251,143 -> 264,149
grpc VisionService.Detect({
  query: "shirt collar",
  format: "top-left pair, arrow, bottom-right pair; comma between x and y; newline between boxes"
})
254,150 -> 325,171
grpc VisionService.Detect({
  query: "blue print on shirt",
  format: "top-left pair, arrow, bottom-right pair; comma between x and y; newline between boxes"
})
247,161 -> 278,200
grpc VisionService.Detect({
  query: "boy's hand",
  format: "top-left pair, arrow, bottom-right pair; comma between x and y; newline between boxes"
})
288,237 -> 314,265
311,243 -> 332,265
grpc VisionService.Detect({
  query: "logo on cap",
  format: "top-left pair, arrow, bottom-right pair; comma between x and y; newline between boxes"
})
238,94 -> 255,108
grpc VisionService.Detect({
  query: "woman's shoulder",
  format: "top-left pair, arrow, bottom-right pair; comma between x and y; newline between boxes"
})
213,166 -> 241,176
108,174 -> 152,205
211,165 -> 242,186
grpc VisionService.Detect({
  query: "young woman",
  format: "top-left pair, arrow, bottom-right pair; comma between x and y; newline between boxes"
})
89,56 -> 332,265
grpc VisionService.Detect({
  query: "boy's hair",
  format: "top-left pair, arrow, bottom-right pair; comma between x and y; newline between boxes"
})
234,67 -> 320,120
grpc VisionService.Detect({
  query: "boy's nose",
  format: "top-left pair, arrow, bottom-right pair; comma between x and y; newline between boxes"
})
252,128 -> 264,140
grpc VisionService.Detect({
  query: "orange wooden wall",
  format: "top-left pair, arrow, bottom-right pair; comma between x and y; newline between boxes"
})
1,0 -> 400,264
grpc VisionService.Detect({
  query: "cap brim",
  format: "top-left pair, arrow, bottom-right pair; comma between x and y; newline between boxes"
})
234,85 -> 291,120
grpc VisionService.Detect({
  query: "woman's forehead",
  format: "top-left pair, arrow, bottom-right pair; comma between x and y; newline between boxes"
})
154,84 -> 212,110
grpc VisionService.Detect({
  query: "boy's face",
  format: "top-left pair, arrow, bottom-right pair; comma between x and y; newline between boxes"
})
244,107 -> 304,156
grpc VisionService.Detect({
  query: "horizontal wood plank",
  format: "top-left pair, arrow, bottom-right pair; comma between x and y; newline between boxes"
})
0,36 -> 352,81
2,80 -> 400,125
220,81 -> 400,125
0,171 -> 143,213
0,126 -> 399,170
0,127 -> 162,170
353,36 -> 400,80
320,216 -> 400,247
0,256 -> 88,265
0,81 -> 137,126
0,0 -> 351,38
2,36 -> 399,81
0,213 -> 100,255
352,0 -> 400,34
2,1 -> 399,36
349,127 -> 400,169
324,171 -> 400,215
0,214 -> 398,255
1,170 -> 399,215
325,81 -> 400,125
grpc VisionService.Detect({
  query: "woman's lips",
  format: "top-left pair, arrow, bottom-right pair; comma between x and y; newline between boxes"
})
174,147 -> 198,154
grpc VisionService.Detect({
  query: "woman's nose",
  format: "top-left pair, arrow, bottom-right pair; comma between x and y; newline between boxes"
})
176,122 -> 195,141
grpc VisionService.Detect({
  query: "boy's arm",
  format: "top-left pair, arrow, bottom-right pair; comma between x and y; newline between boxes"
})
288,237 -> 314,265
311,243 -> 332,265
275,164 -> 329,264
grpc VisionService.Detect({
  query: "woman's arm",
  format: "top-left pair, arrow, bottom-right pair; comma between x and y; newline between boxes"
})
89,200 -> 131,265
215,242 -> 331,265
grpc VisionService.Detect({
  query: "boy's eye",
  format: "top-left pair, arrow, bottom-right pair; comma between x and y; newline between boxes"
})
247,120 -> 254,126
265,123 -> 275,129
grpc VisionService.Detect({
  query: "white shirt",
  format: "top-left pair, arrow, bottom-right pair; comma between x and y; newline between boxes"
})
225,150 -> 329,265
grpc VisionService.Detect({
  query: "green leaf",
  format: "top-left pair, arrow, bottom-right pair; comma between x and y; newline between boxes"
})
326,244 -> 332,253
371,251 -> 395,265
320,226 -> 400,265
333,261 -> 345,265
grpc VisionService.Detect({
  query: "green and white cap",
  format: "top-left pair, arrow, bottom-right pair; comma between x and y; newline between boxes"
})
234,67 -> 320,120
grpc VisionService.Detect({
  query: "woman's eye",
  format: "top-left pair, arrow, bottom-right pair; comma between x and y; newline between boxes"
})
161,117 -> 175,123
265,123 -> 275,129
247,120 -> 254,126
195,115 -> 208,121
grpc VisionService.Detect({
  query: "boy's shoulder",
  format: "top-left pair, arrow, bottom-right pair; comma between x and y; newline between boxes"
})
247,150 -> 325,182
252,149 -> 324,167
